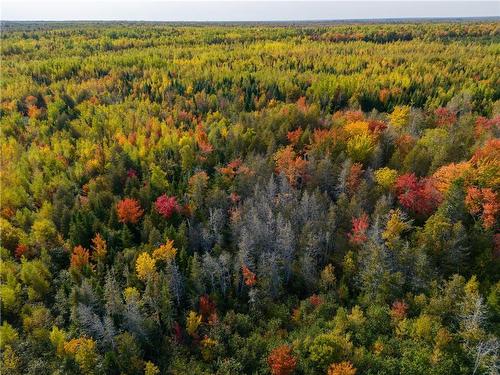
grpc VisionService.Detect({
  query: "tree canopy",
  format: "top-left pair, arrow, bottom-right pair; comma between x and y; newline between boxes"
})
0,20 -> 499,375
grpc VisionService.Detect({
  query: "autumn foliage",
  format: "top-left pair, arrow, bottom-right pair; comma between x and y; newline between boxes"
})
242,265 -> 257,287
327,361 -> 357,375
395,174 -> 442,216
117,198 -> 144,224
2,21 -> 499,375
15,244 -> 28,259
186,311 -> 202,336
346,163 -> 364,194
432,162 -> 471,193
309,294 -> 324,307
195,123 -> 214,154
465,187 -> 499,229
267,345 -> 297,375
348,214 -> 369,245
274,146 -> 308,186
434,107 -> 457,127
91,233 -> 107,260
474,116 -> 500,137
152,239 -> 177,262
155,195 -> 179,219
391,300 -> 409,321
287,128 -> 303,145
135,252 -> 156,281
199,295 -> 216,319
71,245 -> 90,271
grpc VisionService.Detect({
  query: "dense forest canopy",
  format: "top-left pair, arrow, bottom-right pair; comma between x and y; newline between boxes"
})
0,21 -> 499,375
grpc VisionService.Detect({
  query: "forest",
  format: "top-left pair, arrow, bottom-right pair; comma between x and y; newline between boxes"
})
0,20 -> 499,374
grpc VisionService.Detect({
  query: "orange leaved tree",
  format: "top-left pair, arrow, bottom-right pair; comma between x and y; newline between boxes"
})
117,198 -> 144,224
268,345 -> 297,375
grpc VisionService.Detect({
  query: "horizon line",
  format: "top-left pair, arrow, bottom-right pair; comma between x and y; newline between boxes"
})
3,16 -> 499,23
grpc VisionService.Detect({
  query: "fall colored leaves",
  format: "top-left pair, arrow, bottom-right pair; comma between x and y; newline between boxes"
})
116,198 -> 144,224
268,345 -> 297,375
136,239 -> 177,281
117,194 -> 180,225
70,233 -> 107,272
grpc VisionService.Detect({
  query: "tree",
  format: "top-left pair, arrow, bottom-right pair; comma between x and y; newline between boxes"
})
198,294 -> 216,319
389,105 -> 410,129
346,163 -> 364,194
358,225 -> 403,303
70,245 -> 90,272
154,194 -> 179,219
242,265 -> 257,287
19,258 -> 51,300
274,145 -> 308,186
382,209 -> 411,249
144,361 -> 160,375
64,337 -> 99,375
308,332 -> 353,371
104,270 -> 124,317
346,133 -> 375,163
200,336 -> 218,361
434,107 -> 457,127
348,214 -> 369,245
327,361 -> 357,375
152,239 -> 177,262
374,167 -> 398,190
418,212 -> 468,274
432,162 -> 471,193
113,332 -> 144,375
0,322 -> 18,350
287,128 -> 303,145
390,300 -> 409,321
460,277 -> 499,375
465,187 -> 499,230
31,217 -> 58,248
320,264 -> 336,292
344,121 -> 370,137
116,198 -> 144,224
1,344 -> 20,374
395,174 -> 442,216
268,345 -> 297,375
91,233 -> 107,261
135,252 -> 156,281
188,171 -> 209,212
186,310 -> 202,336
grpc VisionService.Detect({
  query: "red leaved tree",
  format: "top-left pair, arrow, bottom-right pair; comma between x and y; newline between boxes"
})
268,345 -> 297,375
242,265 -> 257,287
434,107 -> 457,127
348,213 -> 369,245
155,194 -> 179,219
309,294 -> 324,307
368,119 -> 387,136
346,163 -> 364,195
474,116 -> 500,137
199,294 -> 216,319
390,300 -> 409,321
15,244 -> 28,259
395,174 -> 442,216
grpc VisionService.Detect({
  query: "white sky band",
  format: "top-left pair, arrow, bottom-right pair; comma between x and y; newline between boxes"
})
2,1 -> 500,22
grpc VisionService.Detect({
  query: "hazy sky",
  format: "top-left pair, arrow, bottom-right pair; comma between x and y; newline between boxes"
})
2,1 -> 499,22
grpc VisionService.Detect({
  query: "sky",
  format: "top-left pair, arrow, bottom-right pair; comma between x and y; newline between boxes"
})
2,1 -> 499,22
